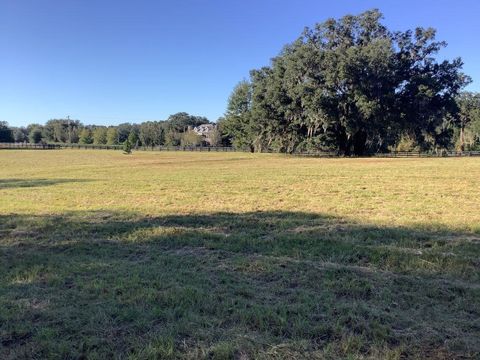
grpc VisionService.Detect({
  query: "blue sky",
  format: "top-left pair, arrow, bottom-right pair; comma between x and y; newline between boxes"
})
1,0 -> 479,127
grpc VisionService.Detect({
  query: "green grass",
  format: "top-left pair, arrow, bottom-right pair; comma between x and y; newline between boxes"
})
0,150 -> 479,359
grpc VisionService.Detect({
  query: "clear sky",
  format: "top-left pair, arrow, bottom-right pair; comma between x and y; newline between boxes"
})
1,0 -> 479,127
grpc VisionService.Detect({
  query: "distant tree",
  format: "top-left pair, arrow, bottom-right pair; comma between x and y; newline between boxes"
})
208,128 -> 222,146
216,117 -> 232,146
139,121 -> 164,147
26,124 -> 42,142
228,81 -> 258,151
166,112 -> 209,132
127,129 -> 139,147
222,81 -> 254,151
117,123 -> 132,143
164,129 -> 182,146
29,127 -> 44,144
42,120 -> 57,142
12,127 -> 28,142
0,121 -> 14,142
180,130 -> 202,147
469,106 -> 480,150
455,92 -> 480,150
92,127 -> 108,144
69,125 -> 80,143
44,119 -> 82,143
106,127 -> 119,145
79,128 -> 94,144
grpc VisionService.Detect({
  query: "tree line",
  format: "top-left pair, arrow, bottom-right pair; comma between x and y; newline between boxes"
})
2,10 -> 480,154
0,112 -> 225,148
220,10 -> 480,154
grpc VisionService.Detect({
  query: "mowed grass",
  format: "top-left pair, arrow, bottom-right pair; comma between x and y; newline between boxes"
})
0,150 -> 479,359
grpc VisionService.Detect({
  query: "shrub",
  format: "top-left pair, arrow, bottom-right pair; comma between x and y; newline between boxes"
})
123,140 -> 132,154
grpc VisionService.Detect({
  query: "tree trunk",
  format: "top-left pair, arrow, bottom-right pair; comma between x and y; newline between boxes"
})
352,131 -> 367,156
460,125 -> 465,152
337,129 -> 350,156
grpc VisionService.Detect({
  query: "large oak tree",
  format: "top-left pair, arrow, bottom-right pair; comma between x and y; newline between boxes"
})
225,10 -> 470,155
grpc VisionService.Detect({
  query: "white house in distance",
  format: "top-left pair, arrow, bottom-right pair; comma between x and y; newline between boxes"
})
193,123 -> 217,145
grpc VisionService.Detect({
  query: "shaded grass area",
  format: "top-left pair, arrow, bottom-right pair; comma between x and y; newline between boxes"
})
1,211 -> 479,359
0,178 -> 91,190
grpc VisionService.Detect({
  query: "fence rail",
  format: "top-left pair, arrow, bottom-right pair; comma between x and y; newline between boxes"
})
373,150 -> 480,158
0,143 -> 238,152
0,142 -> 61,150
1,142 -> 480,158
294,150 -> 480,158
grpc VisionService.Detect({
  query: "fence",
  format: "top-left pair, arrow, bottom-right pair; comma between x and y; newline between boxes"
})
0,142 -> 237,152
54,143 -> 237,152
373,150 -> 480,158
1,142 -> 480,157
0,142 -> 61,150
293,150 -> 480,158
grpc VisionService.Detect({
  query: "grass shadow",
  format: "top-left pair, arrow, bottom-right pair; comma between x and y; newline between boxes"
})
0,178 -> 92,190
0,210 -> 479,359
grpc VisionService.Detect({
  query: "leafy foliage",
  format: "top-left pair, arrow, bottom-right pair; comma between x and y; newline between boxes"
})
222,81 -> 255,151
1,112 -> 214,148
128,129 -> 139,147
43,119 -> 81,143
79,127 -> 94,144
455,92 -> 480,150
0,121 -> 14,142
106,127 -> 119,145
180,130 -> 202,147
123,139 -> 132,154
28,126 -> 43,144
224,10 -> 471,154
92,127 -> 108,145
12,127 -> 28,142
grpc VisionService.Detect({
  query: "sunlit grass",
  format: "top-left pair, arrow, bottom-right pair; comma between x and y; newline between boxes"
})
0,150 -> 479,359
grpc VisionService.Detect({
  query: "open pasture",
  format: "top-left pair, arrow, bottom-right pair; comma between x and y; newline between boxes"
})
0,150 -> 479,359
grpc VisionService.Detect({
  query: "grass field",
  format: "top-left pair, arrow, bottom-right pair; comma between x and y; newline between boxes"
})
0,150 -> 479,359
